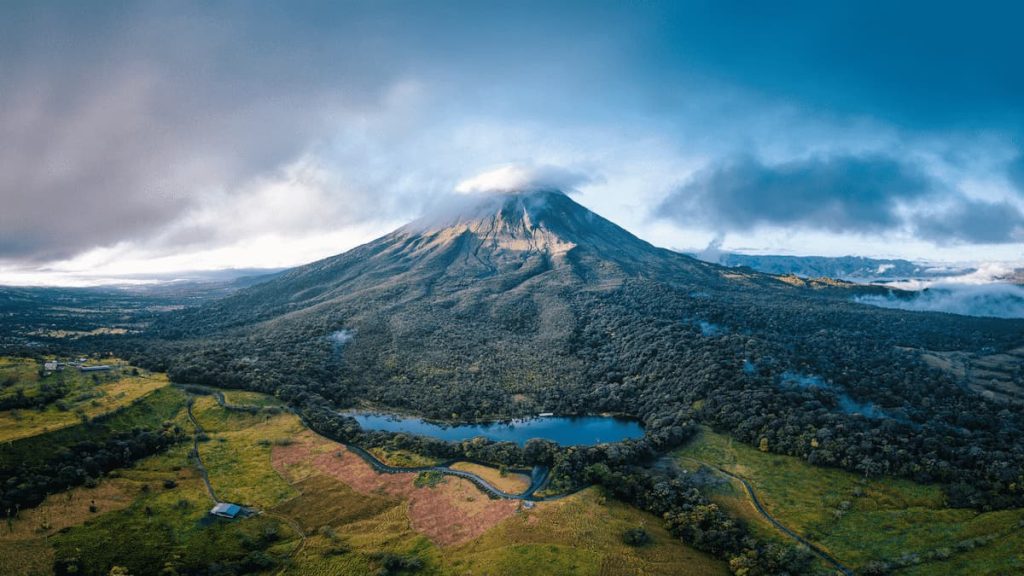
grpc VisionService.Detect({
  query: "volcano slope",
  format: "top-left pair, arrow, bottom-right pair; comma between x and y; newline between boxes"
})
118,190 -> 1024,513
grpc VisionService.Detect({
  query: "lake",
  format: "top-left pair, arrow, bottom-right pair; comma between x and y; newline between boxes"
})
345,412 -> 644,446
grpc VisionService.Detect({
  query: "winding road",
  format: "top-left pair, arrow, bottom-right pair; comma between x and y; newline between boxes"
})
345,444 -> 559,501
677,457 -> 854,576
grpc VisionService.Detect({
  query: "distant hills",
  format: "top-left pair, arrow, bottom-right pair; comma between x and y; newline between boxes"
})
693,253 -> 972,282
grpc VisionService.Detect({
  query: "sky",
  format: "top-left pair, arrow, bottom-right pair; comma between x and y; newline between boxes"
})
2,0 -> 1023,286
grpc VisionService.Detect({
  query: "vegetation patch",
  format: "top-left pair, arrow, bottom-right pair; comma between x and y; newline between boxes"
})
271,433 -> 521,547
450,461 -> 531,493
413,470 -> 445,489
447,488 -> 728,576
0,358 -> 168,443
369,447 -> 440,468
273,473 -> 400,534
676,427 -> 1024,575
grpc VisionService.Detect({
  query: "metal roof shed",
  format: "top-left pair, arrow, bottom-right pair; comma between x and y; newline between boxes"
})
210,502 -> 242,518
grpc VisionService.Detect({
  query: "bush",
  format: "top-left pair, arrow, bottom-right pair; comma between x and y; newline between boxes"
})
622,527 -> 651,547
413,470 -> 444,488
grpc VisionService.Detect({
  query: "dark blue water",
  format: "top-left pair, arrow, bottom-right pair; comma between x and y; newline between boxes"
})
346,412 -> 644,446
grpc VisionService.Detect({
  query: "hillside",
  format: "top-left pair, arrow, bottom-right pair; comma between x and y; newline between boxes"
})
705,253 -> 970,281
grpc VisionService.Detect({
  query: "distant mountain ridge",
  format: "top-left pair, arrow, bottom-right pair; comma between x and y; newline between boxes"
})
696,253 -> 972,282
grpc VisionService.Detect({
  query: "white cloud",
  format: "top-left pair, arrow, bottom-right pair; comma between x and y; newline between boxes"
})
857,283 -> 1024,319
455,163 -> 596,195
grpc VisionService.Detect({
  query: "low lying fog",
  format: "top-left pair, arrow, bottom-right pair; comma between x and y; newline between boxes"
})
855,264 -> 1024,319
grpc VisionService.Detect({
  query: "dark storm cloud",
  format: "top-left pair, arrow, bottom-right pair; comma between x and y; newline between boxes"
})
657,155 -> 935,234
0,2 -> 398,262
915,200 -> 1024,245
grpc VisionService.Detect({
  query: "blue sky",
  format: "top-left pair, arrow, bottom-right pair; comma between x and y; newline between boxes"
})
1,0 -> 1022,284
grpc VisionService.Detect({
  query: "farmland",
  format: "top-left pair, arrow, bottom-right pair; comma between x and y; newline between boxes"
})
0,357 -> 168,442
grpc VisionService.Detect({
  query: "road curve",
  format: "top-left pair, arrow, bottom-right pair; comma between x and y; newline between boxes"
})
345,444 -> 563,501
697,462 -> 854,576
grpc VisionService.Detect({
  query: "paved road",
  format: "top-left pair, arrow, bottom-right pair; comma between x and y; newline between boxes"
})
679,457 -> 854,576
345,444 -> 562,501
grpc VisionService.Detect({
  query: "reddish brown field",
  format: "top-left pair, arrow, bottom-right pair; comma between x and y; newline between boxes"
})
272,432 -> 521,546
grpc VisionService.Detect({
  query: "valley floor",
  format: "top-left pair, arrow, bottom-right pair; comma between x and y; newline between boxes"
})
7,354 -> 1024,576
0,366 -> 726,576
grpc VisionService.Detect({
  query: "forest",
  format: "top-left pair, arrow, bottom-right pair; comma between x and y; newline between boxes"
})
110,275 -> 1024,514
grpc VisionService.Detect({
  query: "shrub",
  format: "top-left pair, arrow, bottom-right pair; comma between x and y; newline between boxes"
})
622,527 -> 651,547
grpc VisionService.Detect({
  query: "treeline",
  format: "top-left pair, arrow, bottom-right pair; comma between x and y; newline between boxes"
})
0,381 -> 67,411
1,388 -> 188,514
567,281 -> 1024,510
1,425 -> 183,513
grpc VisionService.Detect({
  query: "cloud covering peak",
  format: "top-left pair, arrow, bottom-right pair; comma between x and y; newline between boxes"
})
454,164 -> 594,195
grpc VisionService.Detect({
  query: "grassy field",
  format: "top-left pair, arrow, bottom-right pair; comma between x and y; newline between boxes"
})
446,488 -> 728,576
189,394 -> 301,508
0,385 -> 187,471
0,357 -> 168,442
450,462 -> 531,493
675,426 -> 1024,575
221,389 -> 286,407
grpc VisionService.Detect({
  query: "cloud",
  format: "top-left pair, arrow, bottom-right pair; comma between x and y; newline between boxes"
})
1010,154 -> 1024,192
694,234 -> 726,263
0,2 -> 403,264
857,283 -> 1024,319
657,155 -> 935,234
2,1 -> 1024,282
914,199 -> 1024,244
454,164 -> 595,195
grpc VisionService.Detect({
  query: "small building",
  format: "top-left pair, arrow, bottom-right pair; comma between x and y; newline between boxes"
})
79,365 -> 112,373
210,502 -> 242,518
43,361 -> 58,371
521,501 -> 535,510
